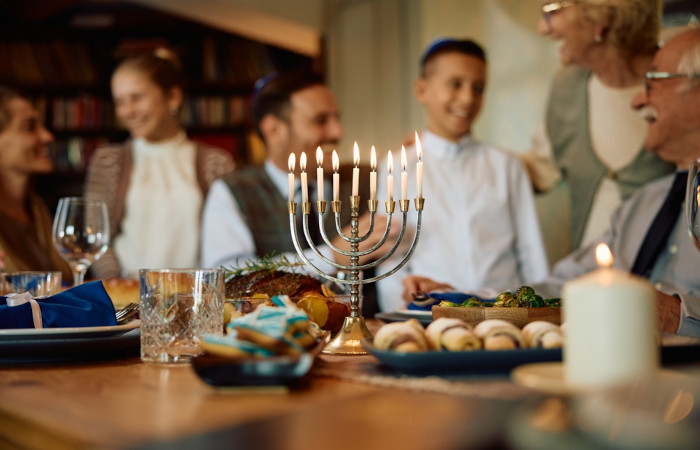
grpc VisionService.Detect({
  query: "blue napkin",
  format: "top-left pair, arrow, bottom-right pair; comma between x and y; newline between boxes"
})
0,281 -> 117,329
407,292 -> 495,311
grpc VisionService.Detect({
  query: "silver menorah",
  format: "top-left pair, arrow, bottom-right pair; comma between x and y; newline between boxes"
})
289,195 -> 424,355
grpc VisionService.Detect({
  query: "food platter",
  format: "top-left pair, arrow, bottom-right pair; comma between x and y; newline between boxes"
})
361,339 -> 562,373
432,306 -> 561,328
191,335 -> 328,388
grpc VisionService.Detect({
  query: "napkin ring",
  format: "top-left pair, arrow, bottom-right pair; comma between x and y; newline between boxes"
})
6,292 -> 43,329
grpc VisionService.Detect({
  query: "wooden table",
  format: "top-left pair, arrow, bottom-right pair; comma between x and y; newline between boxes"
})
2,325 -> 699,450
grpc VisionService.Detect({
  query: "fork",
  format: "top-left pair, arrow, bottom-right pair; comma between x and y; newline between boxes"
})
116,302 -> 140,324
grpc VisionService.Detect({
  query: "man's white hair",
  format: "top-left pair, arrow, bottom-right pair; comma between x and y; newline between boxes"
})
678,34 -> 700,91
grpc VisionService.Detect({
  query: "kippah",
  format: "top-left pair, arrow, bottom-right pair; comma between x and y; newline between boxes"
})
420,37 -> 457,66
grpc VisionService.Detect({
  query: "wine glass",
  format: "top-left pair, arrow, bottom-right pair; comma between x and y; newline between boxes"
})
52,197 -> 110,286
686,159 -> 700,251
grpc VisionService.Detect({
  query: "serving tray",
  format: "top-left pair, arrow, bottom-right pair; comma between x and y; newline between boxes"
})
432,306 -> 561,328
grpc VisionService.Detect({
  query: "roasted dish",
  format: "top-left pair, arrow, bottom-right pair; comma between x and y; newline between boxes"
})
224,255 -> 350,332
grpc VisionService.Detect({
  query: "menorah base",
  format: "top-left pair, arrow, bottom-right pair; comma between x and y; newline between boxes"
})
322,316 -> 373,355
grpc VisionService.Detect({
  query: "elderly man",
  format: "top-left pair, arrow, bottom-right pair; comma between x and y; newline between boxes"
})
404,28 -> 700,337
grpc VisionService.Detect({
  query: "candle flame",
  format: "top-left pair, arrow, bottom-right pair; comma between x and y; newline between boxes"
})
353,142 -> 360,167
316,146 -> 323,167
370,146 -> 377,171
401,146 -> 407,172
387,150 -> 393,175
332,150 -> 339,173
595,243 -> 613,268
300,152 -> 307,172
288,153 -> 295,172
415,131 -> 422,162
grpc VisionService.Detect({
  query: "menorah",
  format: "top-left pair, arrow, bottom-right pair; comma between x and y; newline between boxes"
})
288,140 -> 425,355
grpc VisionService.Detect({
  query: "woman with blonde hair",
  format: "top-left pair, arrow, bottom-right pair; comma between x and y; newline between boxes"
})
0,86 -> 71,278
523,0 -> 674,257
85,49 -> 235,278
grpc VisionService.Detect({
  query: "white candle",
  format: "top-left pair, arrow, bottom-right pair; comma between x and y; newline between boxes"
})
352,142 -> 360,196
387,150 -> 394,202
400,146 -> 407,201
370,146 -> 377,202
563,243 -> 657,389
287,153 -> 295,203
415,132 -> 423,199
332,150 -> 340,202
316,147 -> 324,202
300,152 -> 308,203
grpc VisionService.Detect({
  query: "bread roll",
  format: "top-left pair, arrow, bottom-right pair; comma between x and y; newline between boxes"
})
102,278 -> 139,308
425,318 -> 481,351
521,321 -> 563,349
373,319 -> 429,352
473,319 -> 525,350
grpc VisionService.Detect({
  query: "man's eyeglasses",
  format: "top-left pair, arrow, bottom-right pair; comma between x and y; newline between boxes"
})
541,1 -> 573,25
644,71 -> 700,96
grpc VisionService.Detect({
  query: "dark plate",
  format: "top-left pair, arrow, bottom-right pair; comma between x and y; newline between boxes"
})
191,336 -> 327,388
362,336 -> 700,375
374,311 -> 432,326
362,339 -> 562,373
0,329 -> 140,365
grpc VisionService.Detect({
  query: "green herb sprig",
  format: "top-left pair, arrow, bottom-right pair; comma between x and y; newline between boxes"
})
224,253 -> 305,277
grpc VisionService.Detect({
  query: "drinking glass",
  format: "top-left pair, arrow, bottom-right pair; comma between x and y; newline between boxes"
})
52,197 -> 110,286
686,160 -> 700,251
140,268 -> 225,364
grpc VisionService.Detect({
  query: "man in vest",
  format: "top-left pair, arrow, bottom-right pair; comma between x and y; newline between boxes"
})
201,72 -> 393,284
403,28 -> 700,337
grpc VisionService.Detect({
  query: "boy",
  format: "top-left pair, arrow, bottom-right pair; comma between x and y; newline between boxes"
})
376,39 -> 549,311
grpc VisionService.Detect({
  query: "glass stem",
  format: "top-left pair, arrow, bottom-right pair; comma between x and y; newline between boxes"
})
73,268 -> 87,286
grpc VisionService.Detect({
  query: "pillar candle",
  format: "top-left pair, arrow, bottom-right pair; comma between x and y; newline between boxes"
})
332,150 -> 340,202
316,146 -> 324,202
370,145 -> 377,201
352,142 -> 360,196
387,150 -> 394,202
300,152 -> 308,203
287,153 -> 295,203
400,146 -> 407,201
415,132 -> 423,199
562,243 -> 657,389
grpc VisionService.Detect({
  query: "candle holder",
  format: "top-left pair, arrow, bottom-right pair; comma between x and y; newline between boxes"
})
289,195 -> 424,355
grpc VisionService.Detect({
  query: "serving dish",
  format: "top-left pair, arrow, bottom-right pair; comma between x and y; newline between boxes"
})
361,339 -> 562,373
191,334 -> 328,387
432,306 -> 561,328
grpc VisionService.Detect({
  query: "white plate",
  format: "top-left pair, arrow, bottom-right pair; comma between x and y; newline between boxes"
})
0,320 -> 140,341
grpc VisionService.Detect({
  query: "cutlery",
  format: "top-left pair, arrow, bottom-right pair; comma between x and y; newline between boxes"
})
116,302 -> 139,324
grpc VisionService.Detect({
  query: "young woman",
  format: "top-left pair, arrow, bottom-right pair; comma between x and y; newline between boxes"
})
0,86 -> 71,278
85,49 -> 235,278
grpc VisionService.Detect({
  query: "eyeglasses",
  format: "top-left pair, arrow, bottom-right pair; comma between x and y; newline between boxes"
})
541,1 -> 573,25
644,71 -> 700,96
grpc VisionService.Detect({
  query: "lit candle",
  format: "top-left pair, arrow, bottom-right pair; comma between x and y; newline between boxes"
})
288,153 -> 295,203
562,243 -> 657,389
370,146 -> 377,201
400,146 -> 407,201
352,142 -> 360,196
316,147 -> 324,202
300,152 -> 308,203
415,132 -> 423,199
387,150 -> 394,202
332,150 -> 340,202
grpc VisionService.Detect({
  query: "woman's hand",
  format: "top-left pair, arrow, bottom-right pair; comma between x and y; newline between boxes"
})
401,275 -> 454,305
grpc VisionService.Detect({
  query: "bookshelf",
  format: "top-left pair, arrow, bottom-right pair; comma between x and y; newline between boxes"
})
0,1 -> 320,212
